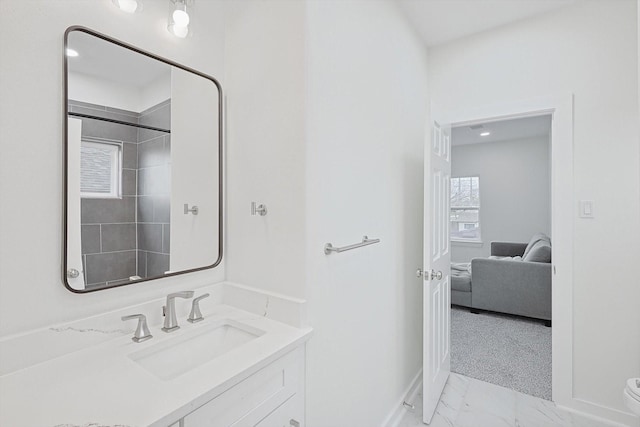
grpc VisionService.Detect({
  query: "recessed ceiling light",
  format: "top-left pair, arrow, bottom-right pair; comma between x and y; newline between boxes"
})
66,48 -> 79,57
480,131 -> 491,137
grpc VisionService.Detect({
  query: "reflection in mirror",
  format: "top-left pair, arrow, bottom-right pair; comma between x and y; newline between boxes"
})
64,27 -> 222,293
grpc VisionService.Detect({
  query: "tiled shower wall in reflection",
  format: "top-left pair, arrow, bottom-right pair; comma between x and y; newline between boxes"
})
137,99 -> 171,279
71,99 -> 171,289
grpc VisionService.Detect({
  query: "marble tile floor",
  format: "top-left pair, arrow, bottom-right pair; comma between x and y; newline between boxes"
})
399,373 -> 612,427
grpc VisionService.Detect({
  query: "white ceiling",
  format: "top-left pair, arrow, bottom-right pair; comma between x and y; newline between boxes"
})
67,31 -> 170,89
451,115 -> 551,146
396,0 -> 578,47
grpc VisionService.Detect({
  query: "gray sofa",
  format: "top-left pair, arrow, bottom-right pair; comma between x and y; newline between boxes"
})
451,234 -> 552,325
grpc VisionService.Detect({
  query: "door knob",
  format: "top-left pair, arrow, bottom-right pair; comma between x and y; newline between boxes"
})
416,268 -> 424,278
429,269 -> 443,280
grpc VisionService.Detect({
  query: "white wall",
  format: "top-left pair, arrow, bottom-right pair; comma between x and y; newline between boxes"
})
68,71 -> 142,112
224,0 -> 307,299
224,1 -> 428,424
429,1 -> 640,423
304,1 -> 428,425
68,71 -> 171,113
451,136 -> 551,262
140,72 -> 171,112
0,0 -> 226,337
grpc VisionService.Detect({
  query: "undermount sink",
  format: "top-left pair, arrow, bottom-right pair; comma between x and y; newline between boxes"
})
128,319 -> 265,380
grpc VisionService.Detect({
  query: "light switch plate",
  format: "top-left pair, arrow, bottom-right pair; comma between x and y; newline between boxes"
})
579,200 -> 594,218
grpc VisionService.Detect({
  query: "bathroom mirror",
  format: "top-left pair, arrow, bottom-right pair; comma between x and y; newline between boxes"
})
63,27 -> 222,293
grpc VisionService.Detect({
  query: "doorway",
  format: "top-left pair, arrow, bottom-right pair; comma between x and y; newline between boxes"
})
449,114 -> 553,399
421,95 -> 574,423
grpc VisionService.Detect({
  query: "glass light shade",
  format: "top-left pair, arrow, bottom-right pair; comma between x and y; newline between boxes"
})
112,0 -> 139,13
169,23 -> 189,38
172,9 -> 190,26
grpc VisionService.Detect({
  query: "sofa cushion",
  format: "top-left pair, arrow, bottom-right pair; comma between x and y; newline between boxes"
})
523,233 -> 551,259
451,263 -> 472,292
523,240 -> 552,263
451,271 -> 471,292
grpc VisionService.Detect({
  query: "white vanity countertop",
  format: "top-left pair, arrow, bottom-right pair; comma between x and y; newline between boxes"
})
0,301 -> 312,427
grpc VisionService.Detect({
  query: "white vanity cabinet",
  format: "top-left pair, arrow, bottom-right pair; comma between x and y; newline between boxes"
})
177,346 -> 305,427
0,283 -> 312,427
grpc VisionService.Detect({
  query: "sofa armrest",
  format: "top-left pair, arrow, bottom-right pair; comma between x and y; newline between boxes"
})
471,258 -> 552,320
490,241 -> 527,257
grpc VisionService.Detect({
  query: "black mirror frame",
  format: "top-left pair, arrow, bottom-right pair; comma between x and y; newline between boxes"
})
63,26 -> 223,293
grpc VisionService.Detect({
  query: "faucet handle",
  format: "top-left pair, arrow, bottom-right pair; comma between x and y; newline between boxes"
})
121,314 -> 153,343
188,293 -> 210,323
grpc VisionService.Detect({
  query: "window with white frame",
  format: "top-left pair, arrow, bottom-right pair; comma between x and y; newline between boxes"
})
80,139 -> 122,199
450,176 -> 480,241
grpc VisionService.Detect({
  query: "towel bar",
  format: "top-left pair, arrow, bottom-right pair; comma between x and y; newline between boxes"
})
324,236 -> 380,255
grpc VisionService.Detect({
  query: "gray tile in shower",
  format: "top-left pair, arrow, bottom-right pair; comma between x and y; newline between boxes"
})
70,105 -> 139,125
122,169 -> 136,196
138,137 -> 167,168
81,116 -> 138,143
137,195 -> 153,223
81,224 -> 101,254
106,105 -> 141,119
107,278 -> 133,286
162,224 -> 170,254
138,223 -> 163,252
138,127 -> 169,143
123,142 -> 138,170
146,252 -> 170,278
85,250 -> 136,284
141,98 -> 171,113
69,100 -> 107,111
154,196 -> 171,223
139,100 -> 171,130
137,250 -> 147,278
138,165 -> 169,196
85,282 -> 108,290
81,196 -> 136,224
101,223 -> 136,252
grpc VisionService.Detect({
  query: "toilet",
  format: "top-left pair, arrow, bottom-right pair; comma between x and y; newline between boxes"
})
624,378 -> 640,416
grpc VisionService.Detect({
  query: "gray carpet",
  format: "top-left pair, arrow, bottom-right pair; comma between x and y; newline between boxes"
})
450,307 -> 552,400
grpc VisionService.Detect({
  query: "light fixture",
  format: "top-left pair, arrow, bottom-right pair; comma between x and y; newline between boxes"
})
66,48 -> 79,57
168,0 -> 192,38
480,131 -> 491,137
172,3 -> 190,26
112,0 -> 142,13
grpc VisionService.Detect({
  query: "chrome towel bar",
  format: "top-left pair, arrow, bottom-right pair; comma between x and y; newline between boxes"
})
324,236 -> 380,255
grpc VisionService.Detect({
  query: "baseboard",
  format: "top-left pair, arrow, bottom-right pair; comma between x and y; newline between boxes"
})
381,369 -> 423,427
556,397 -> 640,427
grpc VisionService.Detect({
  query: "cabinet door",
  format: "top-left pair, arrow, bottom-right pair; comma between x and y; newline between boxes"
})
254,393 -> 304,427
182,347 -> 304,427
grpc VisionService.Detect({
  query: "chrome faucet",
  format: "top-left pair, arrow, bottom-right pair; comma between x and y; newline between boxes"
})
162,291 -> 194,332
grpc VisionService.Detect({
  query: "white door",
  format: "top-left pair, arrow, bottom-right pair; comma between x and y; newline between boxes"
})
421,119 -> 451,423
66,118 -> 86,290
